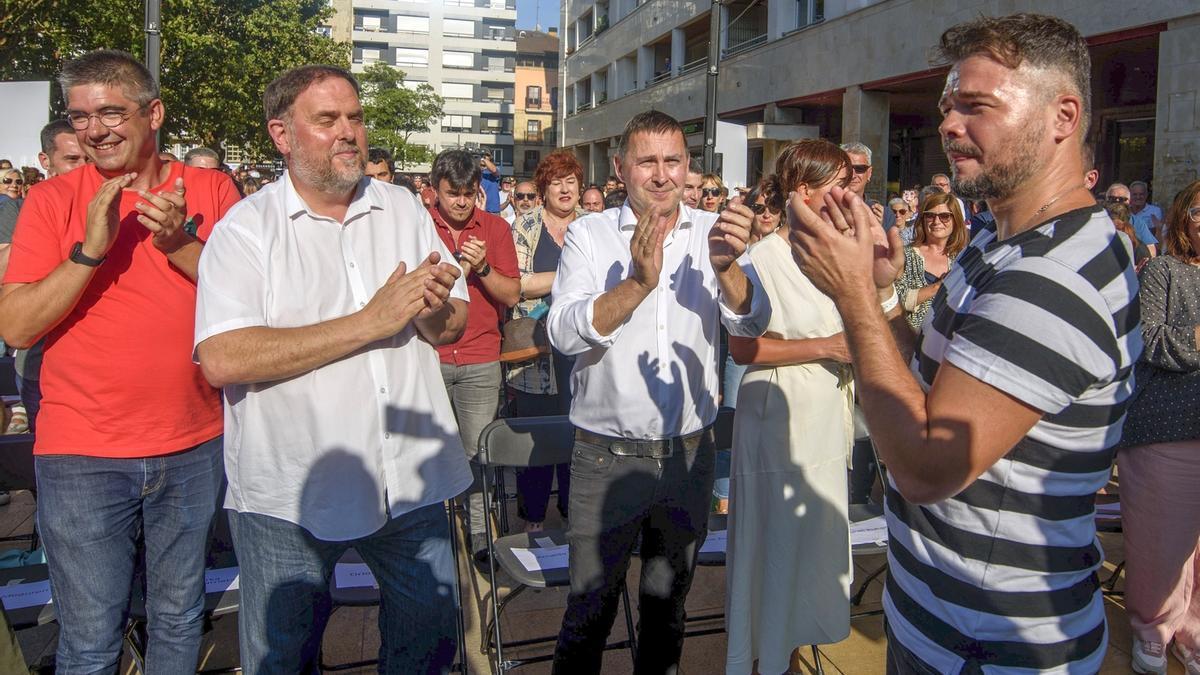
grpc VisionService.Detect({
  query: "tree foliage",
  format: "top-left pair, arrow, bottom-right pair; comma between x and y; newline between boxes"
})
358,62 -> 443,169
0,0 -> 349,159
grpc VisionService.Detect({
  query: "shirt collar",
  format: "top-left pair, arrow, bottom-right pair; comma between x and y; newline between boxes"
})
617,201 -> 694,232
282,171 -> 380,225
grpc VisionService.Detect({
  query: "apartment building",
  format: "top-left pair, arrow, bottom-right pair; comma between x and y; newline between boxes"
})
343,0 -> 519,175
560,0 -> 1200,202
515,30 -> 560,177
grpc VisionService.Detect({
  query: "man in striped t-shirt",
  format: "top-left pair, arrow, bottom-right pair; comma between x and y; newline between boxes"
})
788,14 -> 1141,674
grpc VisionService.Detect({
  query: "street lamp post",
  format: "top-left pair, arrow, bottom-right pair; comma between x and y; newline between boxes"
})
144,0 -> 161,145
702,0 -> 722,173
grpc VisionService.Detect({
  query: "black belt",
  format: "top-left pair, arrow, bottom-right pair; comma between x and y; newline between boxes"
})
575,426 -> 712,459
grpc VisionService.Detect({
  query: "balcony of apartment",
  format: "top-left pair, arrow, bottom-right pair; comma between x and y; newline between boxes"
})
723,0 -> 769,59
646,36 -> 673,88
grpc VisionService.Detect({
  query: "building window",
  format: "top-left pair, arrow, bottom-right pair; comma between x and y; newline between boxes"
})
490,147 -> 512,166
550,87 -> 558,109
798,0 -> 824,28
526,119 -> 541,140
485,87 -> 505,100
442,115 -> 472,131
394,48 -> 428,67
361,48 -> 382,64
487,56 -> 506,72
395,15 -> 429,33
401,80 -> 428,91
444,50 -> 475,69
523,150 -> 540,172
526,85 -> 542,108
442,82 -> 474,100
444,18 -> 475,36
361,15 -> 382,31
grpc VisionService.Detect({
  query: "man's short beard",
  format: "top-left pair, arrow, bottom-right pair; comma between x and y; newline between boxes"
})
286,123 -> 364,194
949,116 -> 1044,202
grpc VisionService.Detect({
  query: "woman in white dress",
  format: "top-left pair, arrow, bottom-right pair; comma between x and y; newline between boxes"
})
725,139 -> 856,675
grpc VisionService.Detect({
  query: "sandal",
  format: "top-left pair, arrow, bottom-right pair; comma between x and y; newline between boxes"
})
6,405 -> 28,434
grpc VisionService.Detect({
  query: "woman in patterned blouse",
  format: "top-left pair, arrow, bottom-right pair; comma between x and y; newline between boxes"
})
1119,180 -> 1200,675
508,150 -> 587,532
892,191 -> 968,330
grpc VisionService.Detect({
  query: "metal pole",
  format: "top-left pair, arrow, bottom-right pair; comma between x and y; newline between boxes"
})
702,0 -> 721,173
144,0 -> 161,146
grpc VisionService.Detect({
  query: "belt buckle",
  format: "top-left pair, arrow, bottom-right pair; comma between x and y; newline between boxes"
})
649,441 -> 674,459
609,440 -> 637,457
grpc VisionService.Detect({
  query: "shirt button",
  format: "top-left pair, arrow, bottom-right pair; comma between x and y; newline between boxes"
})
359,301 -> 366,308
385,433 -> 392,439
349,262 -> 356,268
379,387 -> 387,394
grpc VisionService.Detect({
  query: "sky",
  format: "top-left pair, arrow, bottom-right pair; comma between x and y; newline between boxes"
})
516,0 -> 560,31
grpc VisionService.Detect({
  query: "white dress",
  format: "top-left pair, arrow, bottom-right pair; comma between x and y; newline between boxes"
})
725,233 -> 854,675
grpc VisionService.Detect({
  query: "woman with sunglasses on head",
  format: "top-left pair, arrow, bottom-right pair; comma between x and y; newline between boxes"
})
888,197 -> 917,245
725,140 -> 866,675
700,173 -> 724,212
1119,180 -> 1200,675
506,150 -> 587,533
893,191 -> 968,330
1106,202 -> 1152,271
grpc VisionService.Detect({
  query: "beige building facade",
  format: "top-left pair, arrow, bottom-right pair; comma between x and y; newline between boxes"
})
515,30 -> 560,178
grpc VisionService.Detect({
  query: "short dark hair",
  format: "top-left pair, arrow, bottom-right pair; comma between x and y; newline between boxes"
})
368,147 -> 395,174
264,65 -> 360,124
184,147 -> 221,165
59,50 -> 159,106
933,13 -> 1092,137
1081,140 -> 1095,173
617,111 -> 685,159
39,119 -> 75,155
430,149 -> 481,192
604,189 -> 627,209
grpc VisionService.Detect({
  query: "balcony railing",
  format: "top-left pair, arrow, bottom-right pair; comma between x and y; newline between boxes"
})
577,101 -> 593,112
649,69 -> 672,85
526,97 -> 542,108
723,32 -> 767,58
681,56 -> 707,75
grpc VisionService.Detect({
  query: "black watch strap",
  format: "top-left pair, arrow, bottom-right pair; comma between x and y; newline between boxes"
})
69,242 -> 105,267
476,261 -> 492,278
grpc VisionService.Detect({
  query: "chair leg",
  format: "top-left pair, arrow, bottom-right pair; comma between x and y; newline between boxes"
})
852,561 -> 888,606
122,619 -> 148,674
620,581 -> 638,665
446,502 -> 468,673
1104,560 -> 1125,591
811,644 -> 825,675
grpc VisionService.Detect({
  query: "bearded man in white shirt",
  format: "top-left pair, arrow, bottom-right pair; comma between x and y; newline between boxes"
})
194,65 -> 471,674
546,110 -> 770,674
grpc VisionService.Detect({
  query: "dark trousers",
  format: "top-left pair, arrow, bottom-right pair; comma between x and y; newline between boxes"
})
885,621 -> 945,675
849,438 -> 878,504
552,432 -> 715,675
511,388 -> 571,523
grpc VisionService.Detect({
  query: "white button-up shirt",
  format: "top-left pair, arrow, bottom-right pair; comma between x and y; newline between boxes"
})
194,173 -> 473,541
547,203 -> 770,440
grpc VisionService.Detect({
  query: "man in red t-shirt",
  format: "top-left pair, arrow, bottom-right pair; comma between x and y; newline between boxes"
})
427,149 -> 519,560
0,50 -> 237,673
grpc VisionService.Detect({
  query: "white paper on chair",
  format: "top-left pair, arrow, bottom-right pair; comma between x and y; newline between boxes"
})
0,580 -> 51,610
700,530 -> 727,554
511,545 -> 569,572
850,516 -> 889,546
533,536 -> 557,549
335,563 -> 379,589
204,567 -> 240,594
1095,502 -> 1121,519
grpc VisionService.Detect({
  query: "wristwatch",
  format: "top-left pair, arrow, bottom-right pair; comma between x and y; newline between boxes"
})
476,261 -> 492,278
69,242 -> 105,267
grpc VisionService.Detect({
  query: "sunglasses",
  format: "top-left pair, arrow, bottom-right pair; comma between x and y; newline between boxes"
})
1106,196 -> 1129,204
891,208 -> 908,215
701,187 -> 722,198
923,212 -> 953,224
1,178 -> 23,185
514,192 -> 537,200
851,164 -> 870,174
748,202 -> 781,215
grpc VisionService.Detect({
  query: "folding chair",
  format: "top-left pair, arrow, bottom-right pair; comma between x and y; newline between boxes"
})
0,561 -> 55,631
0,434 -> 39,550
1095,492 -> 1124,597
475,415 -> 638,673
319,502 -> 469,672
849,440 -> 890,618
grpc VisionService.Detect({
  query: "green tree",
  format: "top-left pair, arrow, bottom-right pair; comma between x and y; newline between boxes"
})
1,0 -> 349,159
358,62 -> 443,169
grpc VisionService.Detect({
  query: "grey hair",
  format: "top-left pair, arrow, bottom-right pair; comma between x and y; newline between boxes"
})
839,142 -> 872,164
59,50 -> 159,106
888,197 -> 907,210
184,147 -> 221,164
1106,182 -> 1129,194
1129,180 -> 1149,191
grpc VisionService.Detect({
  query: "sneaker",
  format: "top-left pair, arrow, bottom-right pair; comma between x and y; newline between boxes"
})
470,533 -> 490,564
1174,642 -> 1200,675
1132,638 -> 1167,674
0,492 -> 9,507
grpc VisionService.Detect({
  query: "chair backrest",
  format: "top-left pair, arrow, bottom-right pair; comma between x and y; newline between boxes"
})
476,415 -> 575,469
714,407 -> 735,451
0,434 -> 36,492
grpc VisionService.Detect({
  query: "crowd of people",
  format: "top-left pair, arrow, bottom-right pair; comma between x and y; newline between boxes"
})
0,10 -> 1197,675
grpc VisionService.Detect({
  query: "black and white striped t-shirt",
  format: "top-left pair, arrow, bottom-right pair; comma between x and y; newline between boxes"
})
885,205 -> 1142,673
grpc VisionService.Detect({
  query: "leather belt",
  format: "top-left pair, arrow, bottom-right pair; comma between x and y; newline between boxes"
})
575,427 -> 712,459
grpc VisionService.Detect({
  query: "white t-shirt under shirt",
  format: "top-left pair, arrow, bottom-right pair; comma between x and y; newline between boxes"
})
886,206 -> 1141,673
194,173 -> 473,541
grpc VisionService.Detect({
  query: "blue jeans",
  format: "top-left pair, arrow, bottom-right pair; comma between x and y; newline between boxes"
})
723,352 -> 747,408
228,502 -> 459,674
36,436 -> 224,674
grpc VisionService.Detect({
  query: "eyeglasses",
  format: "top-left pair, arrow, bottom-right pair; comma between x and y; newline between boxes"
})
1106,196 -> 1129,204
851,164 -> 870,174
701,187 -> 722,198
891,208 -> 908,216
1,178 -> 24,185
514,192 -> 537,200
65,104 -> 148,131
1188,206 -> 1200,222
748,202 -> 781,216
923,212 -> 953,224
